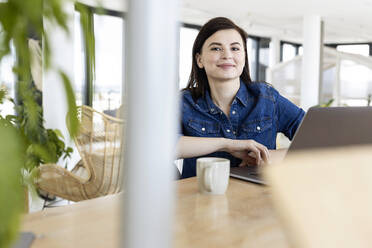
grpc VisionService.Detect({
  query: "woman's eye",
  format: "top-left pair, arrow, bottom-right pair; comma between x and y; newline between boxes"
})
232,47 -> 240,51
211,47 -> 222,51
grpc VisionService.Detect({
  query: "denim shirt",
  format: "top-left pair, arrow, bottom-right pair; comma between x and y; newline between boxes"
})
180,80 -> 305,179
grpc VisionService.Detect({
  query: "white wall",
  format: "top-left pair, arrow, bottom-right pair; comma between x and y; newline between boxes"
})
43,2 -> 80,167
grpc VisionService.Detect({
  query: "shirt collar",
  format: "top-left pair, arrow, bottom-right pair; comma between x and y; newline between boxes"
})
203,80 -> 249,114
235,80 -> 249,107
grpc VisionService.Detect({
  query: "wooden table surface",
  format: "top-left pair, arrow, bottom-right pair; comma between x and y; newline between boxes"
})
265,145 -> 372,248
21,178 -> 289,248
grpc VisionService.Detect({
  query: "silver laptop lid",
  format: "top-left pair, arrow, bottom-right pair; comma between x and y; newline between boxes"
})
289,106 -> 372,151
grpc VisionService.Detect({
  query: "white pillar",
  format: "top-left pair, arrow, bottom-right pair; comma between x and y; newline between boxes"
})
269,37 -> 281,67
123,0 -> 179,248
266,37 -> 281,82
300,15 -> 324,110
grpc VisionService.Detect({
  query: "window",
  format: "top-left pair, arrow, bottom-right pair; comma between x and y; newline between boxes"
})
337,44 -> 370,56
179,26 -> 199,89
0,42 -> 16,115
74,4 -> 124,114
298,46 -> 303,56
280,41 -> 302,62
331,43 -> 372,106
282,43 -> 297,62
258,38 -> 270,81
247,37 -> 270,81
93,14 -> 124,113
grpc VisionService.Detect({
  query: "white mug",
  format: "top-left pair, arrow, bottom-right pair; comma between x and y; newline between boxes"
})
196,157 -> 230,195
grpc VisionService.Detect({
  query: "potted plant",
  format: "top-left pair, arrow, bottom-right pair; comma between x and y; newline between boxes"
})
0,0 -> 96,247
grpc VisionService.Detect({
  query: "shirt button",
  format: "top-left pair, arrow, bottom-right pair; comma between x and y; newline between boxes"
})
256,126 -> 261,131
210,108 -> 214,112
226,129 -> 231,133
233,131 -> 236,135
201,127 -> 206,132
232,110 -> 236,115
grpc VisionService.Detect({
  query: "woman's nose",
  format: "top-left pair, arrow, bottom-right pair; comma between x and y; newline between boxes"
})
221,48 -> 232,59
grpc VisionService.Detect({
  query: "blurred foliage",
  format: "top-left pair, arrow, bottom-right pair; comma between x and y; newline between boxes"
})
0,124 -> 25,248
0,86 -> 73,248
0,0 -> 79,139
316,96 -> 372,108
0,87 -> 73,171
315,98 -> 334,108
0,0 -> 92,247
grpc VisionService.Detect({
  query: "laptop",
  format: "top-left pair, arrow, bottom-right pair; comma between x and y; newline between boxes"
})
230,106 -> 372,184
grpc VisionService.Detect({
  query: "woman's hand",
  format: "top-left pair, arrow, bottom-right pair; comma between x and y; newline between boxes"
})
224,139 -> 270,166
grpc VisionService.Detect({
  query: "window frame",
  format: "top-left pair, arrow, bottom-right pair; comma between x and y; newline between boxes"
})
280,40 -> 302,62
74,2 -> 125,107
325,42 -> 372,56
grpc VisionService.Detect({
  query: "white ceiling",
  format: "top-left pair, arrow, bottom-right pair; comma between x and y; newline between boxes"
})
181,0 -> 372,44
94,0 -> 372,44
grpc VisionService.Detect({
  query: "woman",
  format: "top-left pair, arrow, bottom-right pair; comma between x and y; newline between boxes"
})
177,17 -> 305,178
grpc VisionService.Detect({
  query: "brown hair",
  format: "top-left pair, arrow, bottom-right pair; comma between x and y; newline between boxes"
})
184,17 -> 252,101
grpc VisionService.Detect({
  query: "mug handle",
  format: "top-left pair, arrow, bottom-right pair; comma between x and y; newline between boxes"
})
204,166 -> 213,192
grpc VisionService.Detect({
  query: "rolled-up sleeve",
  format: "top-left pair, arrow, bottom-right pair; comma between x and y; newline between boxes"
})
275,92 -> 305,140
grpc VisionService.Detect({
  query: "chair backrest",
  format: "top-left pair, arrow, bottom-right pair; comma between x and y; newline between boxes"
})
75,105 -> 125,196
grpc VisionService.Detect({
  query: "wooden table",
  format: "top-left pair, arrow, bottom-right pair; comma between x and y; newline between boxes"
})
21,178 -> 289,247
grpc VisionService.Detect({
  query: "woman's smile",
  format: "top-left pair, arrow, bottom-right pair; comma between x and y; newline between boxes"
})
217,63 -> 235,70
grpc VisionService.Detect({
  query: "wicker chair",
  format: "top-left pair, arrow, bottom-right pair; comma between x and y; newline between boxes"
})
36,105 -> 125,202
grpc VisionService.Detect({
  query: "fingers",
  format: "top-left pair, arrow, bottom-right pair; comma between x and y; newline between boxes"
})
246,140 -> 270,165
238,155 -> 257,167
247,140 -> 270,165
229,139 -> 271,166
249,146 -> 262,165
257,143 -> 270,165
238,161 -> 245,167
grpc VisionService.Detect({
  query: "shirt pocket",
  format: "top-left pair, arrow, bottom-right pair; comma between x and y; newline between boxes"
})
186,119 -> 220,137
240,117 -> 272,139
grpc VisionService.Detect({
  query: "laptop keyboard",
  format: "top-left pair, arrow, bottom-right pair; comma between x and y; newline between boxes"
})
248,171 -> 259,176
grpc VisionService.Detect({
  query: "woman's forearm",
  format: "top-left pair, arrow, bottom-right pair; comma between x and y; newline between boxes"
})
176,136 -> 229,159
176,136 -> 271,165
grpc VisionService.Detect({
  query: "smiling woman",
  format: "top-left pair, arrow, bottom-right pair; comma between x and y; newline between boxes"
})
196,29 -> 245,93
177,17 -> 305,178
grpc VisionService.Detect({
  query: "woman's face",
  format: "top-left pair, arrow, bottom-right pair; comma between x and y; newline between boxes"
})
196,29 -> 245,83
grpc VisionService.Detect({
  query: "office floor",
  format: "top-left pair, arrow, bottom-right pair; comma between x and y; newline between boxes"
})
29,192 -> 73,213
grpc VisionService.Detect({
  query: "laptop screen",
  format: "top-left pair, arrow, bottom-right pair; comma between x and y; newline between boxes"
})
288,106 -> 372,151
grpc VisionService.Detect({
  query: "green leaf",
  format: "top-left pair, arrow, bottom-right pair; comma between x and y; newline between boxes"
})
0,88 -> 6,104
0,124 -> 25,248
53,128 -> 64,139
59,70 -> 79,138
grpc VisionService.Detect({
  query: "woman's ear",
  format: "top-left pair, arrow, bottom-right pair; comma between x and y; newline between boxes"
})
196,53 -> 204,69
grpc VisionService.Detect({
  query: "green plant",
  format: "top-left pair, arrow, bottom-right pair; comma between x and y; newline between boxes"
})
0,0 -> 79,137
315,98 -> 334,107
0,123 -> 24,248
0,88 -> 73,171
367,94 -> 371,106
0,0 -> 96,247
